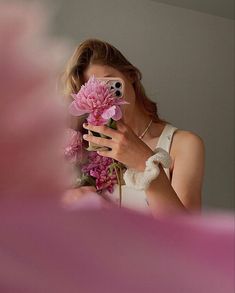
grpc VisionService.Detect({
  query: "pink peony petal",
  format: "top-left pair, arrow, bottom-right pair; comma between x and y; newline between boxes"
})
69,101 -> 89,116
112,105 -> 122,121
101,105 -> 116,120
87,113 -> 107,125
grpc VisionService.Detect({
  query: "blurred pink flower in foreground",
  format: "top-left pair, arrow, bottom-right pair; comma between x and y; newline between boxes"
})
0,3 -> 234,293
0,2 -> 70,198
0,203 -> 234,293
69,75 -> 129,125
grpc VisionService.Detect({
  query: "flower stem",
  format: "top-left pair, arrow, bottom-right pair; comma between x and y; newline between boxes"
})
112,159 -> 122,208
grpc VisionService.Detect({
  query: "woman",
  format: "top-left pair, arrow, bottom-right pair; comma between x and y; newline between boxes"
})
62,38 -> 205,217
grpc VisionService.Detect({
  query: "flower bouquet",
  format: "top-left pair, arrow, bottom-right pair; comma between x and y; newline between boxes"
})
64,75 -> 128,206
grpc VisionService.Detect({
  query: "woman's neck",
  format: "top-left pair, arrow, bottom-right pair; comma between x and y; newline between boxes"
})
123,103 -> 153,138
123,103 -> 166,141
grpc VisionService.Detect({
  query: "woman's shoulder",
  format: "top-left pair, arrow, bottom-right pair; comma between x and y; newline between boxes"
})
169,128 -> 205,174
171,128 -> 205,158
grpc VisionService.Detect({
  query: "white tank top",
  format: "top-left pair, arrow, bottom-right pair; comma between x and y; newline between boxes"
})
106,123 -> 178,214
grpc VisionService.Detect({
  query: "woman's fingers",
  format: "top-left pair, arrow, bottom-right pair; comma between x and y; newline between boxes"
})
97,149 -> 112,157
62,188 -> 88,205
61,187 -> 108,210
83,123 -> 117,138
83,133 -> 114,148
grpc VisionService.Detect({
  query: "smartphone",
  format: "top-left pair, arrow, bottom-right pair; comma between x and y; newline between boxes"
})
97,77 -> 125,99
87,77 -> 125,151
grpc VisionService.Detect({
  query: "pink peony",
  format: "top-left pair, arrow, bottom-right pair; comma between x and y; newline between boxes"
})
69,75 -> 129,125
81,152 -> 117,193
64,128 -> 84,163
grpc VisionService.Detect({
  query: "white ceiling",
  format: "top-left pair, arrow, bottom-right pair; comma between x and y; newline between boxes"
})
150,0 -> 235,19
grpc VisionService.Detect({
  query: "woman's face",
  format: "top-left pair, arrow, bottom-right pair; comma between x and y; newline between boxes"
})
83,64 -> 136,121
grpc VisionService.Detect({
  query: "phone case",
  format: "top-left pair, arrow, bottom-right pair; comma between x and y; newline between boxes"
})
87,77 -> 125,151
97,77 -> 125,98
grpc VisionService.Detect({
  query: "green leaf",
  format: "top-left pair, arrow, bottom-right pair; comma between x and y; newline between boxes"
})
75,174 -> 96,188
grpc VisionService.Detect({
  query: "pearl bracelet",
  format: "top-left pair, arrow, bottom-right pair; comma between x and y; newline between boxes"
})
123,147 -> 172,190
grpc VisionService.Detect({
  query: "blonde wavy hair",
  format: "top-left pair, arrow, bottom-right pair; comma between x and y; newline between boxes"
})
61,38 -> 169,129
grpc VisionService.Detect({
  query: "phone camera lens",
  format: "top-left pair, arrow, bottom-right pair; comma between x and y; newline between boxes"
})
115,90 -> 121,97
111,86 -> 114,89
115,82 -> 121,88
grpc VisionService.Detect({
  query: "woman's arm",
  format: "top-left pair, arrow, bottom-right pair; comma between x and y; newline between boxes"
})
82,122 -> 205,216
146,131 -> 205,217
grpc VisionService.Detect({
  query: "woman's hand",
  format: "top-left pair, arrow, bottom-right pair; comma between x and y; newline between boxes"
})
82,119 -> 154,171
62,186 -> 112,209
63,186 -> 97,202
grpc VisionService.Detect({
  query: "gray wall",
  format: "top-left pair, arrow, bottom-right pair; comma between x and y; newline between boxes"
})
45,0 -> 234,211
150,0 -> 235,19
